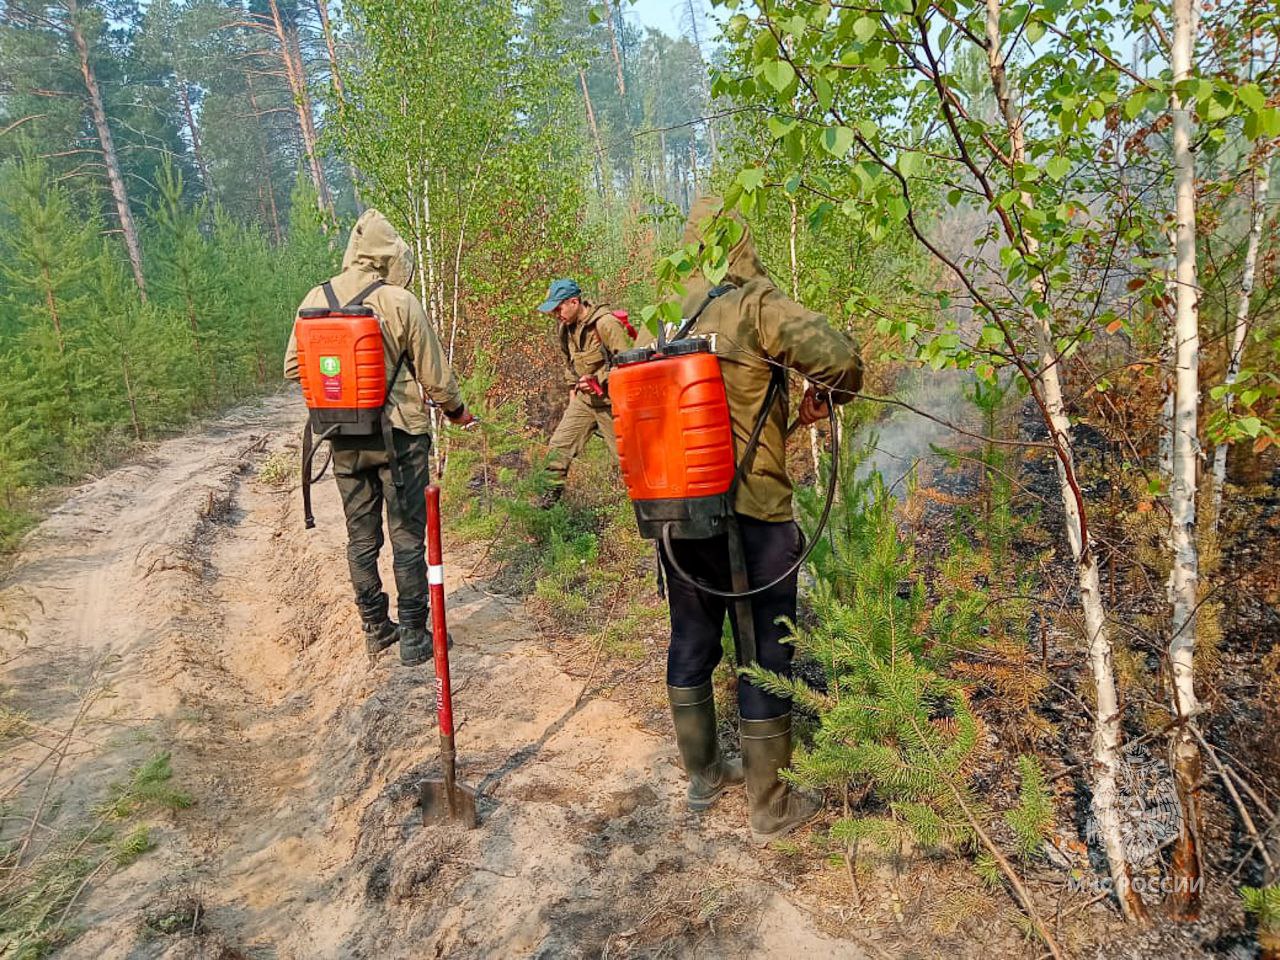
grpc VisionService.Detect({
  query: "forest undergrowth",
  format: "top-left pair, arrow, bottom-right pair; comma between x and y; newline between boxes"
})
435,363 -> 1279,957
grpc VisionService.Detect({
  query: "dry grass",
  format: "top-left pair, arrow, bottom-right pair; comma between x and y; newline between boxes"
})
0,677 -> 191,957
255,449 -> 297,489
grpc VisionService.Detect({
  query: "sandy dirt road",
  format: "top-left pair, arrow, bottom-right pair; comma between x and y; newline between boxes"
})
1,392 -> 868,959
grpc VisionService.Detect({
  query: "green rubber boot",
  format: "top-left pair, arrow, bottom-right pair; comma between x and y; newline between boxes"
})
740,713 -> 821,844
669,683 -> 744,812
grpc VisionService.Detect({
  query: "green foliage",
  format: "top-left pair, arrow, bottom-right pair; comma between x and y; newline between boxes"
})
754,417 -> 990,860
1243,885 -> 1280,934
98,752 -> 194,820
111,826 -> 155,868
704,0 -> 1280,455
755,415 -> 1055,888
0,156 -> 334,549
1004,756 -> 1055,858
933,378 -> 1052,740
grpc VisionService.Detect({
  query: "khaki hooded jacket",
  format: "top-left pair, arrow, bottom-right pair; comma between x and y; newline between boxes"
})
558,300 -> 633,408
284,209 -> 463,436
677,198 -> 863,522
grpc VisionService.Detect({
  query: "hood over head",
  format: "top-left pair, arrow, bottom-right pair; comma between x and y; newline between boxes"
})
342,208 -> 415,288
682,195 -> 767,286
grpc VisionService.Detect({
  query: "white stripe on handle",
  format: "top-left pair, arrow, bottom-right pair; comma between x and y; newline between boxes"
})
428,564 -> 445,585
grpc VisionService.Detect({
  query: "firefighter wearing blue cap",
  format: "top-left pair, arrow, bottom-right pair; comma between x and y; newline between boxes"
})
536,279 -> 635,501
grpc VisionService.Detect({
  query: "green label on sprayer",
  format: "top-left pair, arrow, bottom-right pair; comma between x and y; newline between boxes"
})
319,356 -> 341,376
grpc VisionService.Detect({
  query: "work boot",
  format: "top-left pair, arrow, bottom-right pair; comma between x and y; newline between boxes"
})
669,683 -> 743,811
397,624 -> 455,666
363,618 -> 399,662
740,713 -> 822,845
398,624 -> 433,666
536,485 -> 564,509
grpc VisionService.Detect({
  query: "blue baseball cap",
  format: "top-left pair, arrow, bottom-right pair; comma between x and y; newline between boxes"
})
537,278 -> 582,313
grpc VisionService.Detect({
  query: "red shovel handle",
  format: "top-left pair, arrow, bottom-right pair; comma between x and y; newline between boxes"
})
426,485 -> 453,737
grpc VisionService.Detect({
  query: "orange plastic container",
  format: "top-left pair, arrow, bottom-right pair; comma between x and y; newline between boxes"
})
611,340 -> 736,538
295,309 -> 387,434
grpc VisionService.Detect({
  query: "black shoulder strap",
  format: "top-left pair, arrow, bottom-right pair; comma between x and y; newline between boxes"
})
343,278 -> 415,380
730,364 -> 787,496
321,281 -> 340,310
588,307 -> 620,363
347,279 -> 385,307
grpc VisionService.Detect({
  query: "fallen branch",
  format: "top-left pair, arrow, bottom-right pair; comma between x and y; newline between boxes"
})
1194,728 -> 1276,873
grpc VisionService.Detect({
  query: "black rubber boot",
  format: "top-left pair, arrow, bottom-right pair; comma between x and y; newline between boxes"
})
398,624 -> 433,666
397,624 -> 456,666
669,683 -> 744,811
740,713 -> 821,844
363,618 -> 399,661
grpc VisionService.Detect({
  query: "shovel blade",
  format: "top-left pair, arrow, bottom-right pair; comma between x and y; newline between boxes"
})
419,779 -> 479,829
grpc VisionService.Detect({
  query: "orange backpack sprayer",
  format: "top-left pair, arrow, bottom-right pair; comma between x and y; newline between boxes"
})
295,280 -> 412,528
609,285 -> 840,666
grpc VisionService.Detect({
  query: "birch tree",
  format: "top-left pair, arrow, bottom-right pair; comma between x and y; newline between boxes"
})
1165,0 -> 1205,917
702,0 -> 1171,920
1210,156 -> 1272,522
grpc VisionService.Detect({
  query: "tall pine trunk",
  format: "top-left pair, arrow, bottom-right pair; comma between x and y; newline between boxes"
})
600,0 -> 626,99
177,79 -> 214,200
1166,0 -> 1205,918
578,68 -> 610,205
313,0 -> 364,214
65,0 -> 146,300
245,73 -> 283,245
983,0 -> 1146,921
266,0 -> 332,217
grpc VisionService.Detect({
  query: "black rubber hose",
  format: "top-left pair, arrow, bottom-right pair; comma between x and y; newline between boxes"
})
659,404 -> 840,599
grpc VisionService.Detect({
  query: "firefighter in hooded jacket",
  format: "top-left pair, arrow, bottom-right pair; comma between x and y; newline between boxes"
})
536,279 -> 634,500
660,198 -> 863,843
285,209 -> 475,665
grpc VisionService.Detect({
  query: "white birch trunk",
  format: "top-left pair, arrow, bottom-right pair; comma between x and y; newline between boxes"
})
420,175 -> 444,479
984,0 -> 1145,921
1166,0 -> 1205,917
1159,234 -> 1177,485
1168,0 -> 1202,766
1210,160 -> 1269,525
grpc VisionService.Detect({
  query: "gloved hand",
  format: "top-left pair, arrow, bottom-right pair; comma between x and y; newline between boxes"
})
574,375 -> 605,397
798,386 -> 831,426
449,407 -> 479,430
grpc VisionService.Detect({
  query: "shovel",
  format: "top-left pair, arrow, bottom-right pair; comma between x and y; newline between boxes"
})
418,484 -> 479,828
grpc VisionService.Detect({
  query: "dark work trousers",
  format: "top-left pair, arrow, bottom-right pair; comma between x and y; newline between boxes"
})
660,516 -> 802,720
330,429 -> 432,628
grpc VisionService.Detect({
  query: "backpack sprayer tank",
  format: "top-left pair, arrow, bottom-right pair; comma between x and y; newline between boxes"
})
294,279 -> 411,529
295,303 -> 388,436
611,338 -> 738,539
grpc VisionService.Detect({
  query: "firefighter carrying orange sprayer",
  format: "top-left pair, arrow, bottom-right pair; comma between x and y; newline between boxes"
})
285,209 -> 476,666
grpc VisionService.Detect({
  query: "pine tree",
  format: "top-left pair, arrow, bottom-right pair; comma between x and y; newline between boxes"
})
148,161 -> 222,401
80,244 -> 193,441
755,411 -> 1061,952
0,154 -> 102,470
